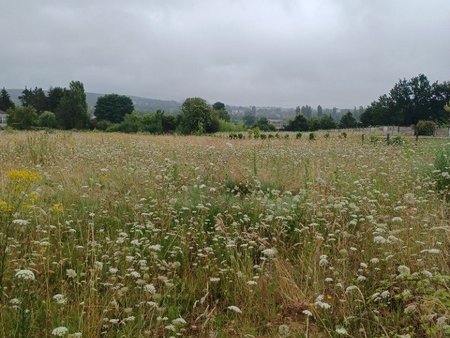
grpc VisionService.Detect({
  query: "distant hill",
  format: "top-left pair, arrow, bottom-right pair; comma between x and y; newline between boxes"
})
85,93 -> 180,113
6,89 -> 181,113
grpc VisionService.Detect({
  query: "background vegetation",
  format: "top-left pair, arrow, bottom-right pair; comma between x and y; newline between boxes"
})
2,74 -> 449,135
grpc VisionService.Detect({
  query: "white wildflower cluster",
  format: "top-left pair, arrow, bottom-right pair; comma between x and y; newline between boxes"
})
314,294 -> 331,310
261,248 -> 277,258
148,244 -> 162,252
51,327 -> 69,336
302,309 -> 313,317
172,317 -> 187,326
15,269 -> 36,281
345,285 -> 358,294
53,294 -> 67,305
397,265 -> 411,277
373,235 -> 387,244
420,248 -> 441,254
12,219 -> 30,226
144,283 -> 156,294
66,269 -> 77,279
356,275 -> 367,282
319,255 -> 329,267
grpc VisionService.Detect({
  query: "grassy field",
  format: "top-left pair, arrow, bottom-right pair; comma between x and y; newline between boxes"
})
0,131 -> 449,337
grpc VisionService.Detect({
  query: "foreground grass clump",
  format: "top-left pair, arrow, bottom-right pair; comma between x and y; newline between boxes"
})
0,131 -> 449,337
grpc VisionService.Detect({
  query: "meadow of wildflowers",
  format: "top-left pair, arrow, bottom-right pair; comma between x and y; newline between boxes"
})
0,131 -> 449,337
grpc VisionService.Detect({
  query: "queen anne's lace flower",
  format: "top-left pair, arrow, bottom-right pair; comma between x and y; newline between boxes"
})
66,269 -> 77,278
15,269 -> 35,281
53,294 -> 67,305
261,248 -> 277,258
51,326 -> 69,336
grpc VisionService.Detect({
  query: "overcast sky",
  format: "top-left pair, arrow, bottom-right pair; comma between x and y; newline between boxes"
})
1,0 -> 449,108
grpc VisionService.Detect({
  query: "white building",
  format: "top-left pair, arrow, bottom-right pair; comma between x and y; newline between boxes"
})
268,119 -> 285,130
0,110 -> 7,127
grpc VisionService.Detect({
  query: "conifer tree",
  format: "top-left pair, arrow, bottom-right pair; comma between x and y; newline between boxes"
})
0,88 -> 15,111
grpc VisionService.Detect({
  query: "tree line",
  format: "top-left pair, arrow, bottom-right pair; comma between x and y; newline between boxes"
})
270,74 -> 449,133
2,74 -> 449,134
0,82 -> 241,134
283,111 -> 358,131
94,97 -> 239,134
360,74 -> 450,127
1,81 -> 88,130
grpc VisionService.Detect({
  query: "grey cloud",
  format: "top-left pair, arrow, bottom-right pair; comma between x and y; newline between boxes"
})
1,0 -> 449,107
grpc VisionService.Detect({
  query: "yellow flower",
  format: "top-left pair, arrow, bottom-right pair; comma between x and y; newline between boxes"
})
51,203 -> 64,214
29,192 -> 40,203
0,199 -> 12,213
6,169 -> 42,185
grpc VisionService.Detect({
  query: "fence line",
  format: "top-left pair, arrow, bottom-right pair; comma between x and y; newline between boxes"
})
325,126 -> 450,137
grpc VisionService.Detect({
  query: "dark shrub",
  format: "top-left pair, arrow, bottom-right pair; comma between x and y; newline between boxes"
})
415,120 -> 436,136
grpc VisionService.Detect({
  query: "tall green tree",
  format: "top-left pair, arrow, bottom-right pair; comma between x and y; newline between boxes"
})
319,114 -> 336,129
361,74 -> 450,126
47,87 -> 65,113
162,114 -> 177,133
339,111 -> 358,128
431,82 -> 450,123
19,88 -> 32,106
19,87 -> 48,113
407,75 -> 433,125
179,97 -> 219,134
388,79 -> 411,125
56,81 -> 88,129
0,88 -> 15,111
94,94 -> 134,123
301,105 -> 312,118
212,101 -> 231,122
360,94 -> 391,126
212,102 -> 225,111
284,114 -> 309,131
317,105 -> 323,117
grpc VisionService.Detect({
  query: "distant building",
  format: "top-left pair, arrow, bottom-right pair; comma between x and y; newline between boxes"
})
268,119 -> 285,130
0,110 -> 7,127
